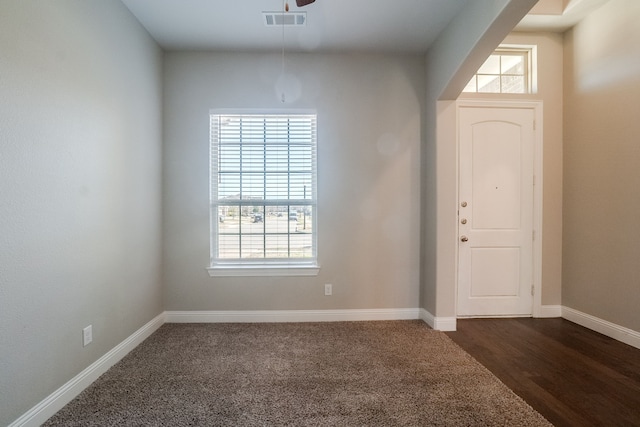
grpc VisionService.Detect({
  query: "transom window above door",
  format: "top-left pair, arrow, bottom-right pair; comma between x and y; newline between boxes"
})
463,46 -> 535,94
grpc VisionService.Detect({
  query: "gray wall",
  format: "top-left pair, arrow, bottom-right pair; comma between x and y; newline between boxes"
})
563,0 -> 640,331
162,52 -> 423,311
0,1 -> 164,424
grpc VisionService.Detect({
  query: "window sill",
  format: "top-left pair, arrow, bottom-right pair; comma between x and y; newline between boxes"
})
207,264 -> 320,277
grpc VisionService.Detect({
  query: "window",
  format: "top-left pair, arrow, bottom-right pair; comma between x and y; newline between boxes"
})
208,112 -> 318,276
463,47 -> 534,94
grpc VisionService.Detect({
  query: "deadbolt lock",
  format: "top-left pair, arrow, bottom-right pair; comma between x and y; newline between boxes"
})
461,201 -> 467,207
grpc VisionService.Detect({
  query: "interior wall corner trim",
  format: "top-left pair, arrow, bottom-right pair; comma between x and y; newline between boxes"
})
419,308 -> 457,331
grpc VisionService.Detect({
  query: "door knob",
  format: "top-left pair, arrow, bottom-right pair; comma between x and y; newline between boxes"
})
461,218 -> 467,224
460,236 -> 468,242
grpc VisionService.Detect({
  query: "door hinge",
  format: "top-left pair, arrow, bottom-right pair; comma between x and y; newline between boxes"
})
531,284 -> 535,296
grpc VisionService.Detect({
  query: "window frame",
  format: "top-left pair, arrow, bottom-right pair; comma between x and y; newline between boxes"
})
207,110 -> 319,277
463,46 -> 536,95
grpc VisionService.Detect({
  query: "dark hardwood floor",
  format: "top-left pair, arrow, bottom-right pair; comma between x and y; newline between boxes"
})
445,318 -> 640,427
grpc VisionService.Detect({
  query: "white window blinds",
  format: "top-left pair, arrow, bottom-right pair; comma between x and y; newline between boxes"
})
210,113 -> 317,265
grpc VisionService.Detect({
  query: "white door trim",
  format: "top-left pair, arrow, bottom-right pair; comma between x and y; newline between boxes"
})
456,99 -> 543,318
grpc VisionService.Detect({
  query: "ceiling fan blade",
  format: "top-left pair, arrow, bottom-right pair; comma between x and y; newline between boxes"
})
296,0 -> 316,6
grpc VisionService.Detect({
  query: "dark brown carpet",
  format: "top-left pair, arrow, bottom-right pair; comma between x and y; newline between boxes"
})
44,321 -> 552,426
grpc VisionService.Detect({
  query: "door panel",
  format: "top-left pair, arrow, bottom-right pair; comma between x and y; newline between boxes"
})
458,106 -> 535,317
472,122 -> 522,230
470,247 -> 520,297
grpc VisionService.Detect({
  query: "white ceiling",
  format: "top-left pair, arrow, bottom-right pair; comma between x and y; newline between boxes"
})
121,0 -> 611,54
120,0 -> 470,53
515,0 -> 609,32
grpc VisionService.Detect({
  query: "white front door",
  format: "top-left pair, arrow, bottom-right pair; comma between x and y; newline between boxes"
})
457,105 -> 536,317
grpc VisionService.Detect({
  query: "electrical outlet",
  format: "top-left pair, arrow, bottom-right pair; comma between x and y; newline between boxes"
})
324,284 -> 332,296
83,325 -> 92,347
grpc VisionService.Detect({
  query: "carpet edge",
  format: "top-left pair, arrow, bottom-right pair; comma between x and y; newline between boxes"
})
165,308 -> 421,323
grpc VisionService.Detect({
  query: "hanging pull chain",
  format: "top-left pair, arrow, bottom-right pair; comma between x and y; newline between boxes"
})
281,0 -> 287,103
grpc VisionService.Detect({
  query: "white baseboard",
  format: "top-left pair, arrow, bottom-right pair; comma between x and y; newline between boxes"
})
419,309 -> 457,331
165,308 -> 420,323
537,305 -> 562,318
9,313 -> 165,427
562,306 -> 640,350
